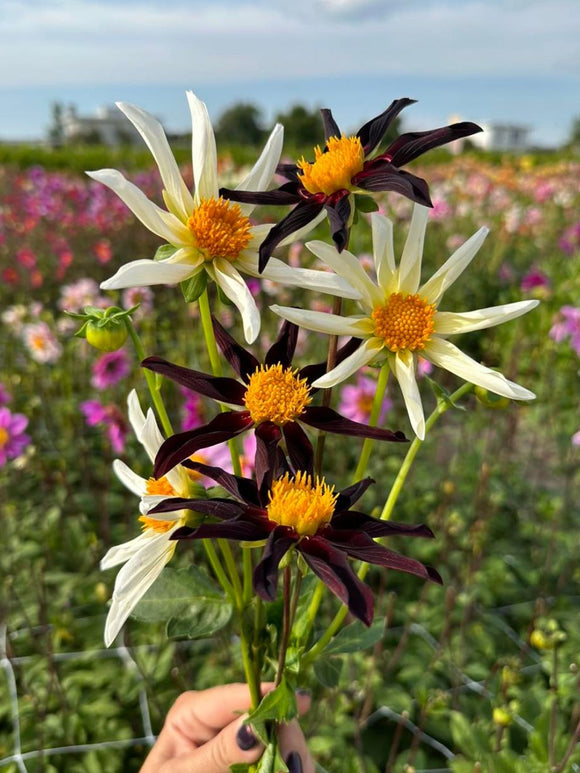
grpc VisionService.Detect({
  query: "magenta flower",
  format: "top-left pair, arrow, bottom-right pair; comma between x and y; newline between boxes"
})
180,387 -> 205,432
338,374 -> 392,424
81,400 -> 128,453
572,429 -> 580,447
0,408 -> 31,466
549,306 -> 580,355
91,350 -> 131,390
520,268 -> 550,294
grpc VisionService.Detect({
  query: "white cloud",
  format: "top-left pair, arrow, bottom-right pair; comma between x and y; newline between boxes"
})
0,0 -> 578,86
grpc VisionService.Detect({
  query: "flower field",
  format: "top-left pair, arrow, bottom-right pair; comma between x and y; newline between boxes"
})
1,148 -> 579,772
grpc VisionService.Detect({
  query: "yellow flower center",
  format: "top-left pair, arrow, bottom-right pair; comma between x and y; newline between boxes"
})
372,293 -> 436,352
266,472 -> 337,537
297,136 -> 364,196
138,476 -> 178,533
187,196 -> 252,261
244,364 -> 312,425
0,428 -> 8,448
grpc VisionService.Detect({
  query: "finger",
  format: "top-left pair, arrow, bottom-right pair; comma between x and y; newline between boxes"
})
295,689 -> 312,717
278,718 -> 315,773
166,713 -> 264,773
165,682 -> 275,748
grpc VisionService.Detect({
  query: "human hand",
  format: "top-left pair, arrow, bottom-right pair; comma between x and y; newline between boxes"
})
140,682 -> 314,773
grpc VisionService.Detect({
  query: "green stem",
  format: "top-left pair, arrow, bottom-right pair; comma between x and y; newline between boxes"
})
219,539 -> 243,603
352,363 -> 390,482
380,382 -> 474,521
203,540 -> 236,602
125,318 -> 173,437
242,546 -> 254,606
304,382 -> 475,665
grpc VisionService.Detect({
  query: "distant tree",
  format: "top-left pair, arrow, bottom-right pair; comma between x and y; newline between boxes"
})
567,116 -> 580,149
274,104 -> 322,148
215,103 -> 265,146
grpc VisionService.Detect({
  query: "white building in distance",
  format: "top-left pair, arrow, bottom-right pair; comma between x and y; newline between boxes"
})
61,105 -> 141,146
470,122 -> 530,153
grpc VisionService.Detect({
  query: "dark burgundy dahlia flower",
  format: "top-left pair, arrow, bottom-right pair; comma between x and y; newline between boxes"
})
221,98 -> 481,271
149,462 -> 442,625
143,318 -> 406,482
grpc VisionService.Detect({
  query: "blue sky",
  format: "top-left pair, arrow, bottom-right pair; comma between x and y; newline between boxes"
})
1,0 -> 578,146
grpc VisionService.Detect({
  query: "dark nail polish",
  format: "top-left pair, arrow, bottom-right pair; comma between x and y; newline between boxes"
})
236,723 -> 257,751
295,688 -> 311,698
286,751 -> 303,773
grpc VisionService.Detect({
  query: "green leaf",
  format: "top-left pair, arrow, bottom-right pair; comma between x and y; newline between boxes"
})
355,194 -> 380,214
229,765 -> 250,773
426,377 -> 467,411
313,656 -> 342,688
217,284 -> 235,307
180,270 -> 208,303
324,618 -> 385,655
154,244 -> 179,261
132,566 -> 233,639
449,711 -> 490,758
247,677 -> 297,726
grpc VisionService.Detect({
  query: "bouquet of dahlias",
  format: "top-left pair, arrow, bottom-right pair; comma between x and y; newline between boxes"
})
72,92 -> 538,772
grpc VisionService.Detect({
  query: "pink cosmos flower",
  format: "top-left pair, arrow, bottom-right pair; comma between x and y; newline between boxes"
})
180,387 -> 205,431
0,408 -> 31,466
122,286 -> 154,319
22,322 -> 62,364
59,278 -> 101,312
417,357 -> 434,378
16,248 -> 37,269
572,429 -> 580,447
81,400 -> 128,453
339,374 -> 393,424
91,350 -> 131,390
549,306 -> 580,355
520,268 -> 550,295
94,239 -> 113,264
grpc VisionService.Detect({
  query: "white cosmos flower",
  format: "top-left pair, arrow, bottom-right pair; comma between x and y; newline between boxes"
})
100,390 -> 193,647
271,205 -> 538,440
88,92 -> 358,343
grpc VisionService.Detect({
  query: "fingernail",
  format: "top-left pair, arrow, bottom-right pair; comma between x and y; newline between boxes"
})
286,751 -> 303,773
236,723 -> 258,751
295,688 -> 311,698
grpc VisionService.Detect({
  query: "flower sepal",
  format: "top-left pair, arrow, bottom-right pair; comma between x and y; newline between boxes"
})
180,270 -> 208,303
67,305 -> 139,351
154,244 -> 179,261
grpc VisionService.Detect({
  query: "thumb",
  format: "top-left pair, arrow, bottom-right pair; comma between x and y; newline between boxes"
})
171,714 -> 264,772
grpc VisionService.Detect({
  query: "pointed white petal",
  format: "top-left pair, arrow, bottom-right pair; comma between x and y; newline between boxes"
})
371,212 -> 396,291
113,459 -> 146,497
140,495 -> 183,515
100,532 -> 150,570
100,257 -> 198,290
393,350 -> 425,440
213,259 -> 261,343
116,102 -> 194,219
425,337 -> 536,400
87,169 -> 190,243
420,227 -> 489,304
239,255 -> 362,300
306,241 -> 381,307
247,223 -> 274,249
103,531 -> 177,646
187,91 -> 219,203
312,338 -> 384,388
398,204 -> 430,294
434,300 -> 539,336
235,124 -> 283,215
270,305 -> 369,337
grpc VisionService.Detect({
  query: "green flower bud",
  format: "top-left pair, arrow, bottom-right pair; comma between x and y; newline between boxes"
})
474,386 -> 511,409
66,305 -> 139,352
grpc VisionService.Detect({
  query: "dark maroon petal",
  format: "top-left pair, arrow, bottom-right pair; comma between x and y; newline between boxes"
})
334,478 -> 375,512
330,511 -> 435,539
219,183 -> 301,206
299,336 -> 362,388
255,421 -> 283,492
356,98 -> 416,156
265,321 -> 298,368
210,315 -> 259,382
142,355 -> 246,405
283,421 -> 314,477
325,197 -> 351,253
276,163 -> 301,183
253,528 -> 297,600
329,531 -> 442,584
171,519 -> 268,542
258,201 -> 325,273
149,497 -> 245,519
354,164 -> 432,206
301,406 -> 407,443
153,412 -> 254,478
321,108 -> 341,142
385,122 -> 483,167
299,538 -> 374,626
180,459 -> 260,505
